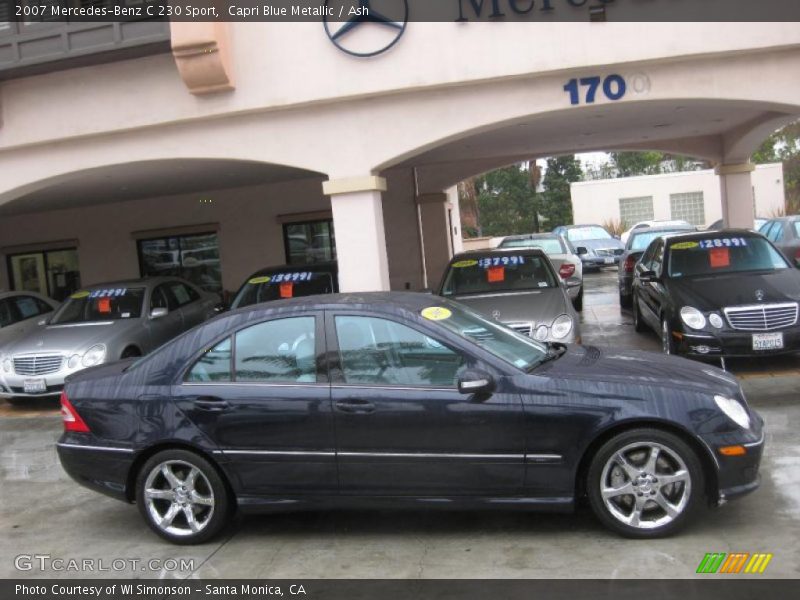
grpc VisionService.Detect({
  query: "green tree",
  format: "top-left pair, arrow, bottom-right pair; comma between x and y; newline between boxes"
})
473,164 -> 538,237
538,155 -> 583,229
609,151 -> 665,177
752,121 -> 800,214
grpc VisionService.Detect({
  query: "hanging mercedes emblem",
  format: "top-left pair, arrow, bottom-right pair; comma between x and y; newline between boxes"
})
755,289 -> 766,301
323,0 -> 409,58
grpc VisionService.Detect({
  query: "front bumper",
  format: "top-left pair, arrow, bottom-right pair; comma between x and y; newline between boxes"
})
676,326 -> 800,358
0,362 -> 95,399
700,412 -> 765,505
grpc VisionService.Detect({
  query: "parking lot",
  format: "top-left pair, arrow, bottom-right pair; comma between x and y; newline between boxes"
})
1,269 -> 798,580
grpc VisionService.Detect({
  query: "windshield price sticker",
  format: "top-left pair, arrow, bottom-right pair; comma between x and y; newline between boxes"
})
709,247 -> 731,268
421,307 -> 452,321
270,272 -> 313,283
70,290 -> 90,299
671,241 -> 699,250
248,276 -> 271,284
699,238 -> 748,249
478,256 -> 526,268
89,288 -> 127,298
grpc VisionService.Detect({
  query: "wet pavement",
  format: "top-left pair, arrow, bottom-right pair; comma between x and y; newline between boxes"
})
1,269 -> 798,579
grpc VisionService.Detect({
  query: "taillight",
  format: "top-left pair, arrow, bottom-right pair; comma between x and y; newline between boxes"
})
60,391 -> 90,433
623,255 -> 637,273
558,263 -> 576,279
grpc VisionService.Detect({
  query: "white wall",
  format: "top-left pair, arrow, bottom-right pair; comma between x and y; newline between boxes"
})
570,164 -> 785,228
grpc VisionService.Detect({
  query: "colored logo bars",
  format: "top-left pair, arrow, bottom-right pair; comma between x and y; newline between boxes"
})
696,552 -> 773,574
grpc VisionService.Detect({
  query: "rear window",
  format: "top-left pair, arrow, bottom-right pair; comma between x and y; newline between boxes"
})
232,270 -> 335,308
51,287 -> 146,323
499,238 -> 564,254
566,226 -> 612,242
441,255 -> 556,296
629,229 -> 693,251
668,236 -> 789,278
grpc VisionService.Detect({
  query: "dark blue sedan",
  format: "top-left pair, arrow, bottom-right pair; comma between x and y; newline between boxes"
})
57,293 -> 763,544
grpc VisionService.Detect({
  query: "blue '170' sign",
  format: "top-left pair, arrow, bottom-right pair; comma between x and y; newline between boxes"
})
564,75 -> 627,105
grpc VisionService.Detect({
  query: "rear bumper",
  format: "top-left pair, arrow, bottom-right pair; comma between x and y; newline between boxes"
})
56,437 -> 135,503
582,256 -> 620,268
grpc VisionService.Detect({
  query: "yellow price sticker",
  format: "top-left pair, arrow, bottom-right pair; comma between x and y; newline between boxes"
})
70,290 -> 90,299
248,276 -> 272,284
671,241 -> 699,250
421,307 -> 452,321
451,260 -> 478,268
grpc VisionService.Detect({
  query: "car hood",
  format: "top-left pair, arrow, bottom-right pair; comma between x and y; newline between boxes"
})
536,344 -> 740,396
449,288 -> 569,325
666,269 -> 800,311
5,320 -> 137,356
573,238 -> 624,252
0,315 -> 51,350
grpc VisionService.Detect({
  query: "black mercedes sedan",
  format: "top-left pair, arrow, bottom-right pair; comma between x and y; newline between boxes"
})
57,293 -> 763,544
631,230 -> 800,360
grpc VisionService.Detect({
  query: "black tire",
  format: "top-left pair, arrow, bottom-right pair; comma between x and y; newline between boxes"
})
632,293 -> 647,332
121,346 -> 141,359
661,317 -> 677,355
586,428 -> 705,538
619,292 -> 632,309
136,449 -> 231,545
573,288 -> 584,312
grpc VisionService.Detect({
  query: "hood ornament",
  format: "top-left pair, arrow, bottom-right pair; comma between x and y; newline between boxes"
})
755,289 -> 766,302
492,310 -> 501,320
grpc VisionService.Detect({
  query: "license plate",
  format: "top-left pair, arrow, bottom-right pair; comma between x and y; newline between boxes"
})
752,332 -> 783,350
23,378 -> 46,394
604,257 -> 615,264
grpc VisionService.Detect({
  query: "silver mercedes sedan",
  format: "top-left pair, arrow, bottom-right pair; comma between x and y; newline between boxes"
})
0,278 -> 219,404
436,248 -> 581,344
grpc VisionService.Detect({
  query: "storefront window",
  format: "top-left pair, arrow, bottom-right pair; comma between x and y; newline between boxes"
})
7,248 -> 81,302
138,232 -> 222,293
283,220 -> 337,265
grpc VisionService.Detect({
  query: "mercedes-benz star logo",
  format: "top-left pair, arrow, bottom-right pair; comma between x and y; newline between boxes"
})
755,289 -> 766,301
492,310 -> 501,320
323,0 -> 409,58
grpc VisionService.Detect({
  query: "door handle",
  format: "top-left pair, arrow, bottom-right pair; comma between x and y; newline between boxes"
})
335,399 -> 376,414
191,396 -> 230,411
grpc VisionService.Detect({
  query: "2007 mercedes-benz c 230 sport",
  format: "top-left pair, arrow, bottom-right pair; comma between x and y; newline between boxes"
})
57,293 -> 763,544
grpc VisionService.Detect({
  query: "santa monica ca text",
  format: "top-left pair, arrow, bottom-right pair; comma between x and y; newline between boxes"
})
16,584 -> 307,596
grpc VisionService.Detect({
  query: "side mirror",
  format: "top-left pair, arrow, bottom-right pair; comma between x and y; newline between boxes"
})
150,307 -> 169,319
638,270 -> 658,283
576,246 -> 588,256
457,369 -> 495,396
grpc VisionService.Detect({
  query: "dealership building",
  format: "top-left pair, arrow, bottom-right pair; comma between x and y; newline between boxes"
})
1,8 -> 800,301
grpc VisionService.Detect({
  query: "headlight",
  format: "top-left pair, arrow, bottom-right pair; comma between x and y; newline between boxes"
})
81,345 -> 106,368
714,394 -> 751,429
67,354 -> 81,369
551,314 -> 573,339
680,306 -> 706,330
2,358 -> 11,373
534,325 -> 549,341
709,313 -> 724,329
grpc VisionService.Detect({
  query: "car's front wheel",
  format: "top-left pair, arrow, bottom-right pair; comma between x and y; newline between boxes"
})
587,428 -> 704,538
661,317 -> 677,355
632,293 -> 646,332
136,449 -> 231,544
573,287 -> 584,312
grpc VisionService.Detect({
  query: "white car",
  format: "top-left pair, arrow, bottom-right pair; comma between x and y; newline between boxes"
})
620,219 -> 692,244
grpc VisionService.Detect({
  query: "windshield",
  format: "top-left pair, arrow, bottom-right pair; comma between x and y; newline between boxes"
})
51,287 -> 146,324
232,270 -> 335,308
499,238 -> 564,254
629,229 -> 693,251
668,236 -> 790,278
566,226 -> 612,242
441,255 -> 556,297
422,303 -> 547,370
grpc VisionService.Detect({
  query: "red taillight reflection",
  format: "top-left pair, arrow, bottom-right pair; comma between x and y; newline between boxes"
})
558,263 -> 576,279
623,256 -> 637,273
60,391 -> 90,433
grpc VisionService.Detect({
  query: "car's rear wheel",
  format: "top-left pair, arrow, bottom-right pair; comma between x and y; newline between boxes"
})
632,293 -> 646,332
136,449 -> 231,545
121,346 -> 141,359
573,287 -> 584,312
619,292 -> 632,308
587,428 -> 704,538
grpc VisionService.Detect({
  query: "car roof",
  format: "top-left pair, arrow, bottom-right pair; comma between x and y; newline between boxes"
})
767,215 -> 800,222
451,247 -> 547,260
502,233 -> 559,239
661,229 -> 761,243
631,225 -> 695,236
561,224 -> 605,229
247,262 -> 338,278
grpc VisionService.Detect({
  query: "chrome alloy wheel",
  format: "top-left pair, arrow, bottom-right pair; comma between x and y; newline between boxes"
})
143,460 -> 215,537
599,442 -> 691,530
